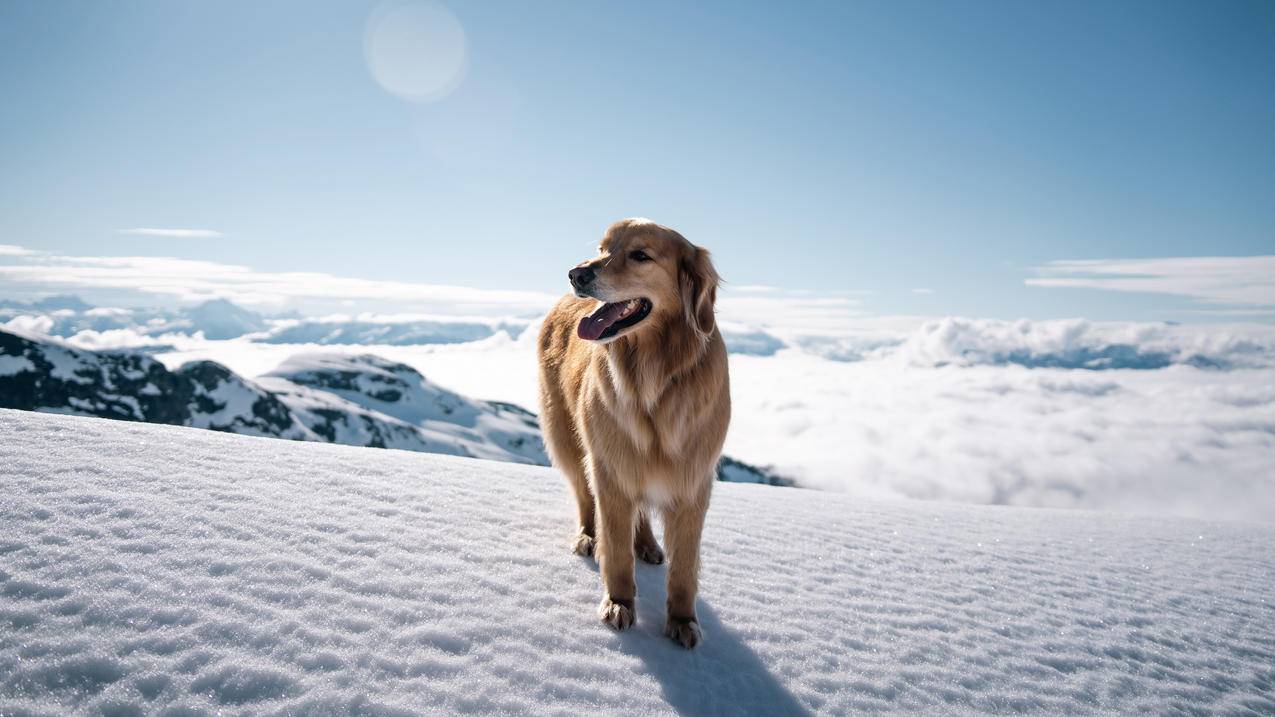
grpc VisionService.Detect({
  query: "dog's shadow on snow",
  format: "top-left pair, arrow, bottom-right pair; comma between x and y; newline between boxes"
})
593,560 -> 812,716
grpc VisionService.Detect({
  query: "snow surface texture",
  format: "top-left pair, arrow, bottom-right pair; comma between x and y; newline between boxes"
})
1,410 -> 1273,715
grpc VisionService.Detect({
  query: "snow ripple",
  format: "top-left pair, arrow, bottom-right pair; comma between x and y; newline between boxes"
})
0,410 -> 1272,715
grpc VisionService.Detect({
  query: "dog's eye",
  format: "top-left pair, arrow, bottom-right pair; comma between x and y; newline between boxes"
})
629,250 -> 652,262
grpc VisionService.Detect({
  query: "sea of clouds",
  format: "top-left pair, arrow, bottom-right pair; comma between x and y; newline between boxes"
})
6,309 -> 1274,523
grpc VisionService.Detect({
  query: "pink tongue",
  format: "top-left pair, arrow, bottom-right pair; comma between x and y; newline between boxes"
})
578,302 -> 629,341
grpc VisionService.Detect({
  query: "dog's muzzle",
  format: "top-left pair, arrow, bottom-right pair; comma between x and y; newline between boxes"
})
569,266 -> 596,291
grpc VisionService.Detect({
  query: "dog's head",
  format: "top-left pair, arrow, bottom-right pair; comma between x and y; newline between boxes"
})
569,218 -> 719,345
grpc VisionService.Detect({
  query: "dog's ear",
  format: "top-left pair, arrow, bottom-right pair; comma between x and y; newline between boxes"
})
679,245 -> 719,339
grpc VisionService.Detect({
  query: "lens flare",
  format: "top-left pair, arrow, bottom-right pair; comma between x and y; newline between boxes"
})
364,2 -> 467,103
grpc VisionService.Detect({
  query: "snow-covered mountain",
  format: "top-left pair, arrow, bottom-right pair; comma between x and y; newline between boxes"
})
0,327 -> 785,481
173,298 -> 268,340
0,324 -> 202,426
0,326 -> 543,465
176,360 -> 311,439
1,410 -> 1271,715
0,296 -> 269,341
258,316 -> 527,346
257,353 -> 547,464
0,296 -> 529,346
0,294 -> 93,312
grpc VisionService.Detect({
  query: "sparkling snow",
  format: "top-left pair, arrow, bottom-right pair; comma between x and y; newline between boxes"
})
1,410 -> 1272,715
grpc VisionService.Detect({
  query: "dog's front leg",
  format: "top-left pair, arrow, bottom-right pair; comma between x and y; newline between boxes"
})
592,465 -> 638,631
663,491 -> 709,648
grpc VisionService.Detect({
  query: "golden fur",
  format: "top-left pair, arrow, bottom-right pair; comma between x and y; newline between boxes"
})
537,218 -> 729,649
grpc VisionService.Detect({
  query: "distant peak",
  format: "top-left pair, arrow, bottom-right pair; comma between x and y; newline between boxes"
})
188,298 -> 253,313
32,294 -> 92,312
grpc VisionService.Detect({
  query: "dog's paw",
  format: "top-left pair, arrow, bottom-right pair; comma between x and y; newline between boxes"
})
571,532 -> 596,557
664,616 -> 702,649
598,597 -> 636,631
635,540 -> 665,565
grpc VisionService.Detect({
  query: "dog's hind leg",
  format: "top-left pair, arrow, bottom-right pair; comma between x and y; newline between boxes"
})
566,463 -> 597,557
634,511 -> 665,565
565,460 -> 597,557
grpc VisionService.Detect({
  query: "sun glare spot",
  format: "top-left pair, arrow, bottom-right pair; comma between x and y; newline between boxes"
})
364,2 -> 467,103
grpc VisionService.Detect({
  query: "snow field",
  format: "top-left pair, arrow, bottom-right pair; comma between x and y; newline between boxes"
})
1,410 -> 1273,715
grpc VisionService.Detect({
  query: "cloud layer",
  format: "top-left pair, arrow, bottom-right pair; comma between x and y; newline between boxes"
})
724,352 -> 1275,523
54,314 -> 1266,524
894,317 -> 1275,370
1028,255 -> 1275,307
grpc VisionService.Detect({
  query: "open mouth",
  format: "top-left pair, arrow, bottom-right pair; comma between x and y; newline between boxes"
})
577,298 -> 652,342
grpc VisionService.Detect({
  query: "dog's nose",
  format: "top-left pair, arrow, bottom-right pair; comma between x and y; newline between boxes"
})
568,266 -> 596,290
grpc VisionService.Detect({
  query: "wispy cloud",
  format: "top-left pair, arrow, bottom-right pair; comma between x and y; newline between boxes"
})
116,228 -> 225,238
1183,307 -> 1275,317
911,288 -> 934,295
0,245 -> 40,257
1027,256 -> 1275,307
0,244 -> 557,313
718,287 -> 868,335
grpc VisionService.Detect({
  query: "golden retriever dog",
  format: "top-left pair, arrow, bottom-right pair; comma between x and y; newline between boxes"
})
537,218 -> 729,649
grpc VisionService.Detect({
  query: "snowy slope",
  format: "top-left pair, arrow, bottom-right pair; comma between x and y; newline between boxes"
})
259,353 -> 547,464
1,411 -> 1272,716
0,327 -> 544,465
175,360 -> 312,440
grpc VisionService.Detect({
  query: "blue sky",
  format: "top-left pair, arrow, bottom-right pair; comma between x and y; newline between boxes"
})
1,1 -> 1272,322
